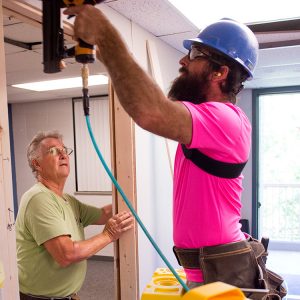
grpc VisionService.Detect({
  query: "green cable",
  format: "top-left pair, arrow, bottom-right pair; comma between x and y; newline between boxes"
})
85,115 -> 189,292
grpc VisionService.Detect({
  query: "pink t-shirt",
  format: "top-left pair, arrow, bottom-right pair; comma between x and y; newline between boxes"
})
173,101 -> 251,282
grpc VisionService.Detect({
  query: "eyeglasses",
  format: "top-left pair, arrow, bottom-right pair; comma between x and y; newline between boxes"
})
47,146 -> 73,156
188,46 -> 212,61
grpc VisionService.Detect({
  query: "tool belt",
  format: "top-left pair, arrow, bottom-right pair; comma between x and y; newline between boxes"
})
173,237 -> 287,300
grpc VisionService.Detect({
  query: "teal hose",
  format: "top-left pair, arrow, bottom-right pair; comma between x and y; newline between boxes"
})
85,115 -> 190,292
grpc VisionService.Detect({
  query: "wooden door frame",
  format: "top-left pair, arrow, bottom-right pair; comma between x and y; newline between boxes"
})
0,1 -> 19,298
109,85 -> 139,300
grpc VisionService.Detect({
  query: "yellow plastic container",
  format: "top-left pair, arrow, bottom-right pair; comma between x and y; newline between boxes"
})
141,269 -> 248,300
182,282 -> 247,300
141,268 -> 186,300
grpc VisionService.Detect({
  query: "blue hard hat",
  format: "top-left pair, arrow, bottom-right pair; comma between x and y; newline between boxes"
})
183,18 -> 259,79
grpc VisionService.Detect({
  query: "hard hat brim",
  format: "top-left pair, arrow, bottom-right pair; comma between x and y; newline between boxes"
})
183,38 -> 203,50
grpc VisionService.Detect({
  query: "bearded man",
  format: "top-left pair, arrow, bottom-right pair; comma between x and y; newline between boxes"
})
64,5 -> 266,292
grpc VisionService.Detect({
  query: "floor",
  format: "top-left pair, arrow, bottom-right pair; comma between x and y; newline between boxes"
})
78,259 -> 114,300
267,250 -> 300,300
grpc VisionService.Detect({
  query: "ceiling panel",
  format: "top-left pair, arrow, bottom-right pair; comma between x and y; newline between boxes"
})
4,18 -> 42,43
245,46 -> 300,89
159,30 -> 198,53
5,50 -> 42,75
3,0 -> 300,104
105,0 -> 198,37
4,42 -> 22,55
256,31 -> 300,44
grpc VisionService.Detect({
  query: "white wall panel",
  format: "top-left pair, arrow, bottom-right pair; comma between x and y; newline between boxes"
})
130,21 -> 184,295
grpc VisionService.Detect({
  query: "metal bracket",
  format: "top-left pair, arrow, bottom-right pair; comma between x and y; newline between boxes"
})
7,208 -> 15,231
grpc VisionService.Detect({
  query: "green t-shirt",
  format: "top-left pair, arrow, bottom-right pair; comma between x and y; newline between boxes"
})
16,182 -> 102,297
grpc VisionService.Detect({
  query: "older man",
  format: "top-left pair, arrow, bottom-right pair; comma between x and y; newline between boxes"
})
16,131 -> 133,300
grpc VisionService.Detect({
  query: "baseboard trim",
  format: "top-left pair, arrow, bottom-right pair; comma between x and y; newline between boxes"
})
89,255 -> 114,262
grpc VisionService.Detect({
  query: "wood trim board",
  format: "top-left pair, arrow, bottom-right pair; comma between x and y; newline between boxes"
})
109,84 -> 139,300
0,1 -> 20,298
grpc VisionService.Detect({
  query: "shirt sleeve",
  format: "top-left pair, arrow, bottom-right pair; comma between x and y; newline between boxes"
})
25,192 -> 71,246
65,195 -> 103,227
182,101 -> 249,162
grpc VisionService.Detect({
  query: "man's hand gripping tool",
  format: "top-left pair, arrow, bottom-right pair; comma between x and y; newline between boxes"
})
41,0 -> 105,115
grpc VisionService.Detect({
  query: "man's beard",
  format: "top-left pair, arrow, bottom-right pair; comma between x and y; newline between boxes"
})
168,67 -> 210,104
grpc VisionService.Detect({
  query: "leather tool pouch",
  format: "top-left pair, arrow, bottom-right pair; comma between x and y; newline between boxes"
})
174,238 -> 287,300
199,240 -> 260,288
248,238 -> 287,300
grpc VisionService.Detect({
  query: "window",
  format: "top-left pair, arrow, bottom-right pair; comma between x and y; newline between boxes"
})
73,95 -> 112,193
253,86 -> 300,300
253,87 -> 300,247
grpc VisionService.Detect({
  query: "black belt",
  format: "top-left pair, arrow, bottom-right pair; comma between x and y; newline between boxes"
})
173,239 -> 251,269
20,292 -> 79,300
173,246 -> 203,269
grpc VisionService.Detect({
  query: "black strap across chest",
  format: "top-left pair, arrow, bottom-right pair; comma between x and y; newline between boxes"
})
181,144 -> 247,179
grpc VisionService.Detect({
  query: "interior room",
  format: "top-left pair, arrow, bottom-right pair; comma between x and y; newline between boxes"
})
1,0 -> 300,299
